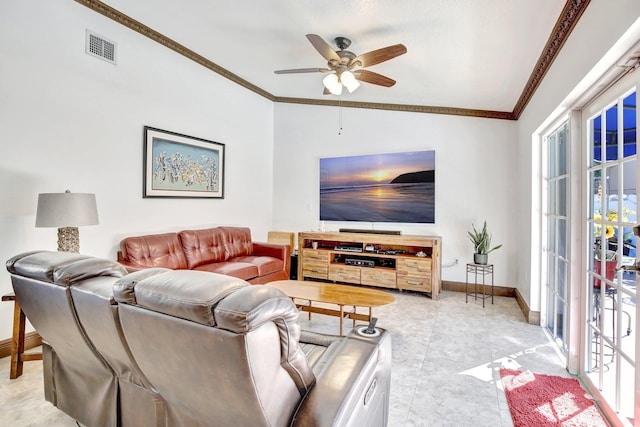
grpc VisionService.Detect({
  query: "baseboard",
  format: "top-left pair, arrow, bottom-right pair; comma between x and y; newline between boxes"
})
515,287 -> 541,325
0,332 -> 42,359
441,281 -> 540,324
441,280 -> 516,298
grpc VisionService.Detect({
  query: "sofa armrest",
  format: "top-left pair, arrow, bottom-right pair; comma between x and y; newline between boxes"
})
253,242 -> 291,274
253,242 -> 290,260
291,329 -> 392,427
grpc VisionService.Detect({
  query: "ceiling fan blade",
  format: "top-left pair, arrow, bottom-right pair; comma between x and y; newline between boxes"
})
351,44 -> 407,68
306,34 -> 340,62
323,87 -> 331,95
274,68 -> 331,74
354,70 -> 396,87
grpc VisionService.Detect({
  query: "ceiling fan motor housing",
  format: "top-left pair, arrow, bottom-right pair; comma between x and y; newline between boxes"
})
334,36 -> 351,50
329,50 -> 356,68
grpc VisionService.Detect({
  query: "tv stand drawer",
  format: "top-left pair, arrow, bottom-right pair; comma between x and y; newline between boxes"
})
328,265 -> 361,284
361,269 -> 396,288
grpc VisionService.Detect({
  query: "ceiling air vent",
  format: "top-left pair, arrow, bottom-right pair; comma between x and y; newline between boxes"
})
85,30 -> 116,64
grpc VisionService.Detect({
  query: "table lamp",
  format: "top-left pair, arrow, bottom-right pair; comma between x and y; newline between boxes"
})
35,190 -> 99,252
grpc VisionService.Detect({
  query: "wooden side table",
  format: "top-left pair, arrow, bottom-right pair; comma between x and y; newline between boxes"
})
465,264 -> 494,307
2,292 -> 43,379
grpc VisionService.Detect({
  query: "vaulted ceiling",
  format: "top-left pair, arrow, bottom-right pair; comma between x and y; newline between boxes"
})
77,0 -> 590,120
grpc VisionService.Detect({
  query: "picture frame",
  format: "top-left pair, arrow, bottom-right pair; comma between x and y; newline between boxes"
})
143,126 -> 225,198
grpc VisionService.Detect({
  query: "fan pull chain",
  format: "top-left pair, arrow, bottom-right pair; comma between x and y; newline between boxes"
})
338,103 -> 343,135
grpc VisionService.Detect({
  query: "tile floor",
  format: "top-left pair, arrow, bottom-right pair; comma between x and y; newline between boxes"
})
0,289 -> 570,426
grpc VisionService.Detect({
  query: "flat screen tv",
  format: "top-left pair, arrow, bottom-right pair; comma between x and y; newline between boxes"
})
320,150 -> 435,223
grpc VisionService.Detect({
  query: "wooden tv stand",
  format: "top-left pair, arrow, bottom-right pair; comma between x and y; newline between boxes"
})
297,231 -> 442,299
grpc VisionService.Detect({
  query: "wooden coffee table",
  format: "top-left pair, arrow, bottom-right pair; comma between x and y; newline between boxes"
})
267,280 -> 395,336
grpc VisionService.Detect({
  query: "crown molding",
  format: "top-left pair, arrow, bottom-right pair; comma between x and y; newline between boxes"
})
511,0 -> 590,119
75,0 -> 589,121
274,97 -> 515,120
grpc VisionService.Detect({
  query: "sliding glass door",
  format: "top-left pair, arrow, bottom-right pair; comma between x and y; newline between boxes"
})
583,82 -> 637,423
544,122 -> 570,355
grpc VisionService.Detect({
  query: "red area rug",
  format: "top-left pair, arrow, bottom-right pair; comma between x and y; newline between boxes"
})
500,369 -> 608,427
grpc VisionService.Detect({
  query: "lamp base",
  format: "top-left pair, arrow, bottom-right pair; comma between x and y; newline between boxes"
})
57,227 -> 80,253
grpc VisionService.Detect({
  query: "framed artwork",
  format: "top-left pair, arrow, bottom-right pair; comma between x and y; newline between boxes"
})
143,126 -> 225,198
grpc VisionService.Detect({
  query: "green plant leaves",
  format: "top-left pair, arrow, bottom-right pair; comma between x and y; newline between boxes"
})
468,221 -> 502,255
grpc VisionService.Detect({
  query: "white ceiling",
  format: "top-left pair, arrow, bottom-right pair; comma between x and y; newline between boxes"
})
101,0 -> 567,113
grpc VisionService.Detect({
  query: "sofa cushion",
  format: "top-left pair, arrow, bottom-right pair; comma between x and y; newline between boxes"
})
112,268 -> 170,305
232,256 -> 283,277
193,261 -> 258,281
120,233 -> 188,270
113,269 -> 248,326
219,227 -> 254,260
179,228 -> 226,269
7,251 -> 125,285
298,331 -> 341,376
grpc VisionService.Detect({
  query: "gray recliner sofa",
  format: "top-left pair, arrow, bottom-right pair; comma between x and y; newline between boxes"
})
7,250 -> 392,427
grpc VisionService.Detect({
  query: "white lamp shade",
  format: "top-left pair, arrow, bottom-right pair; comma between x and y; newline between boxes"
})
341,71 -> 360,93
323,73 -> 343,95
35,192 -> 99,227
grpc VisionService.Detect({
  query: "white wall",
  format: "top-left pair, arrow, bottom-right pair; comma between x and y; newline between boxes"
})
515,1 -> 640,311
0,0 -> 274,339
272,103 -> 517,285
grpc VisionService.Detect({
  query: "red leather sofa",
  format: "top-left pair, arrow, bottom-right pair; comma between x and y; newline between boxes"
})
117,226 -> 290,284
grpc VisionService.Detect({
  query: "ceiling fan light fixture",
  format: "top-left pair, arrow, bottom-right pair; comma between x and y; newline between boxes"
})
323,73 -> 342,95
341,70 -> 360,93
276,34 -> 406,95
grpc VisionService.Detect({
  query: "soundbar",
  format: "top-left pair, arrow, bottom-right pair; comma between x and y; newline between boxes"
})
339,228 -> 401,235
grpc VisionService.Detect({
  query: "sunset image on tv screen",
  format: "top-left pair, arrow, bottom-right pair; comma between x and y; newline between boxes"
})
320,150 -> 435,223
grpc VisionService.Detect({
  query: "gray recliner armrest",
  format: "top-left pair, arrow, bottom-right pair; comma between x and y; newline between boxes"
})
291,328 -> 392,427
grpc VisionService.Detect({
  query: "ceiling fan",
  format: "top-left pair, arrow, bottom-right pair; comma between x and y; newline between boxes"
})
274,34 -> 407,95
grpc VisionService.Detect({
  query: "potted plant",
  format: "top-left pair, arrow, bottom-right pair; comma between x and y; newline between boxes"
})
468,221 -> 502,265
593,210 -> 623,287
